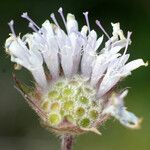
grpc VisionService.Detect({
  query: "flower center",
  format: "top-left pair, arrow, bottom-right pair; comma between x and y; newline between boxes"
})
41,76 -> 102,128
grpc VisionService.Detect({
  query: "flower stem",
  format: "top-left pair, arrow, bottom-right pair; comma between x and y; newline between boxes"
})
61,134 -> 74,150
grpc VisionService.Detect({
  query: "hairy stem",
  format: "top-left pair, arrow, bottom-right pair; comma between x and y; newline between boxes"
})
61,134 -> 74,150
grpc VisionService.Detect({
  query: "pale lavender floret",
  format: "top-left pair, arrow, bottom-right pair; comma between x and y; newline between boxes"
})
41,21 -> 60,79
37,20 -> 60,80
90,37 -> 127,89
97,45 -> 147,97
21,12 -> 60,80
54,26 -> 74,77
22,19 -> 60,80
103,90 -> 141,129
5,35 -> 47,88
81,30 -> 99,78
81,12 -> 105,78
90,52 -> 121,87
98,54 -> 130,97
90,25 -> 126,89
54,13 -> 85,78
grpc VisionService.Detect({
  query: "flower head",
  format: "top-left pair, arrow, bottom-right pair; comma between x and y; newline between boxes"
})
5,8 -> 147,135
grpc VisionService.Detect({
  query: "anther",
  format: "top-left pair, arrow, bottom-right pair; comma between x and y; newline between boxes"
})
58,7 -> 67,31
50,13 -> 60,28
83,12 -> 91,32
28,22 -> 38,32
8,20 -> 16,37
21,12 -> 40,30
96,20 -> 110,39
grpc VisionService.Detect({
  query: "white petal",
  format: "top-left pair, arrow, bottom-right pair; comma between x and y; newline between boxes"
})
69,33 -> 82,74
91,53 -> 121,88
112,39 -> 128,48
31,66 -> 48,88
90,63 -> 107,87
98,76 -> 120,97
87,30 -> 97,47
81,51 -> 96,78
81,25 -> 88,37
94,35 -> 103,51
41,21 -> 60,79
110,45 -> 125,54
122,59 -> 148,74
54,27 -> 74,77
81,30 -> 97,78
42,20 -> 54,36
67,13 -> 78,33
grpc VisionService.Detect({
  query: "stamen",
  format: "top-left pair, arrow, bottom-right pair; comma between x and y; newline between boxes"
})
58,7 -> 67,30
50,13 -> 60,28
21,12 -> 40,30
96,20 -> 110,39
28,23 -> 49,54
28,22 -> 38,32
28,23 -> 43,40
123,31 -> 132,56
83,12 -> 91,32
8,20 -> 16,37
116,32 -> 132,70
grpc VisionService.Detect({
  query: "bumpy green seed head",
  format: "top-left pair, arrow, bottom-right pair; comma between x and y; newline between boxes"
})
41,76 -> 102,134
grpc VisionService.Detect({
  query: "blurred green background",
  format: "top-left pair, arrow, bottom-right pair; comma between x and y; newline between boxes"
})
0,0 -> 150,150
